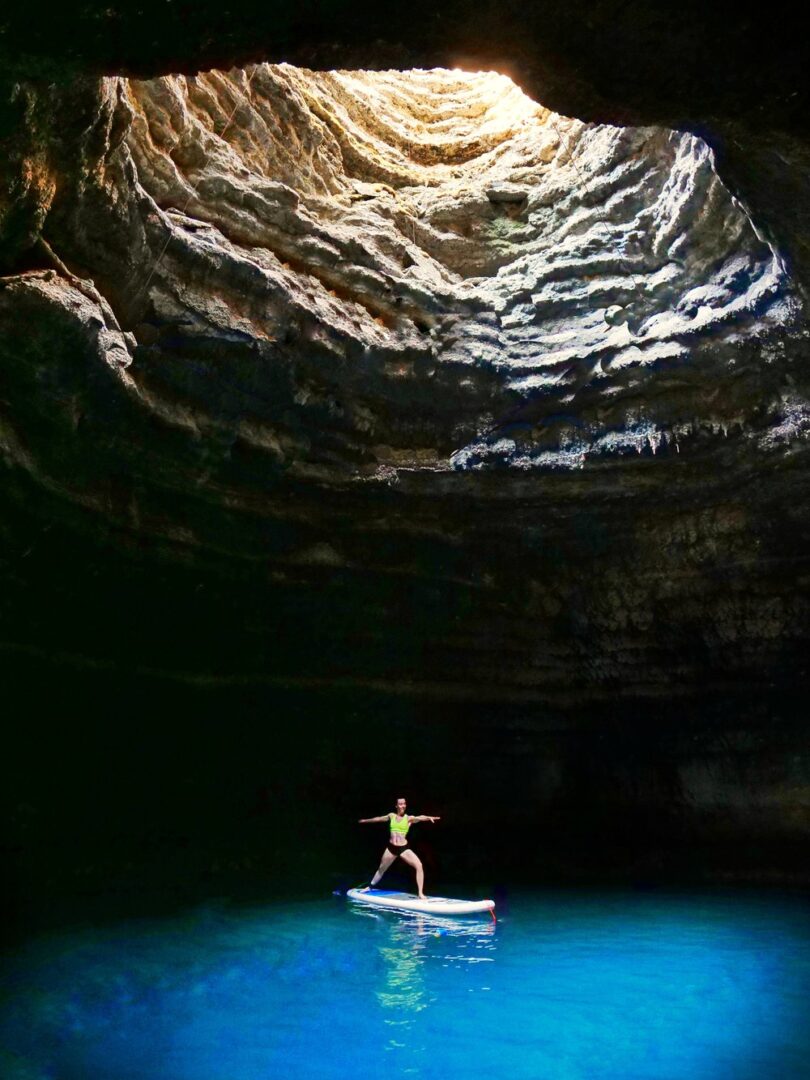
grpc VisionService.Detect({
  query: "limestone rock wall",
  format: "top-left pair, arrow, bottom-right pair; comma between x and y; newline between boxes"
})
1,15 -> 809,887
7,66 -> 806,483
0,66 -> 809,713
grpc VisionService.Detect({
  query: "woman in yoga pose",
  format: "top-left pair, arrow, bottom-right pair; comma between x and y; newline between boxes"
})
358,796 -> 440,899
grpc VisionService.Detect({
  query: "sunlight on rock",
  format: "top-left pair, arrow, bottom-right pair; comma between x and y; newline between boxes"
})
109,63 -> 801,473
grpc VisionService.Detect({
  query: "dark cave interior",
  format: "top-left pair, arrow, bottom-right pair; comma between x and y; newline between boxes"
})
2,1 -> 810,945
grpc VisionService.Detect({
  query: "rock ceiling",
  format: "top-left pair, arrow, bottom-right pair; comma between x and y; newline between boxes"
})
20,65 -> 807,474
1,55 -> 809,700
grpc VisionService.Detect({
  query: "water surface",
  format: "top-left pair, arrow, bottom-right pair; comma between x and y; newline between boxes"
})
1,889 -> 808,1078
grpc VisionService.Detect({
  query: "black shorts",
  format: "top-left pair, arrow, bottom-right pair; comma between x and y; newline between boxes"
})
387,841 -> 409,857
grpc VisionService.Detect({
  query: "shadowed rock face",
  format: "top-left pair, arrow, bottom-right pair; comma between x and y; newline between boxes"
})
1,11 -> 810,895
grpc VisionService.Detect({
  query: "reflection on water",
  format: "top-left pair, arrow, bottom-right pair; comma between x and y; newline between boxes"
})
350,907 -> 497,1064
377,926 -> 430,1016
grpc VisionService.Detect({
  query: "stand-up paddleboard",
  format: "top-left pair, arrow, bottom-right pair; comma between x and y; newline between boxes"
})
347,888 -> 494,916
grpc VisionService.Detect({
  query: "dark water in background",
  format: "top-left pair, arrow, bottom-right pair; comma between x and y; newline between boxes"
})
1,889 -> 809,1079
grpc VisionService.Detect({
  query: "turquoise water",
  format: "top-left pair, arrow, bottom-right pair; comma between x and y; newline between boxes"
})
1,889 -> 808,1079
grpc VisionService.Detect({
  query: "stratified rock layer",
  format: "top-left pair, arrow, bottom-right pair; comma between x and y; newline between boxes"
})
100,70 -> 803,462
0,64 -> 809,710
0,6 -> 809,903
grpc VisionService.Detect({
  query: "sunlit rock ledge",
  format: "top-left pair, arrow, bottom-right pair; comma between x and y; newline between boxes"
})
8,63 -> 802,493
1,64 -> 809,697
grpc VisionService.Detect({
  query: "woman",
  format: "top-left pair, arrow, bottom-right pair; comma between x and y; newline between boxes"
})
358,796 -> 440,900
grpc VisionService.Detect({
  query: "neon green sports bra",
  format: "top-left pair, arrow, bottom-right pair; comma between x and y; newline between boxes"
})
389,813 -> 411,837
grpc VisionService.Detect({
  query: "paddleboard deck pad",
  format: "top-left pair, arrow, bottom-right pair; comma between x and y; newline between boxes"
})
347,888 -> 494,916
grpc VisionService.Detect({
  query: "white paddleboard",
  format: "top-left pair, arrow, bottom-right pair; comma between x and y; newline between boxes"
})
347,888 -> 494,916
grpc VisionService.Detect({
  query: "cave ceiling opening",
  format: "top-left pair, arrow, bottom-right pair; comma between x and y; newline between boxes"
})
1,46 -> 809,697
65,60 -> 796,477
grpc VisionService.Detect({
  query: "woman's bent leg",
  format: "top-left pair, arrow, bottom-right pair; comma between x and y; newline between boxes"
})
399,849 -> 425,898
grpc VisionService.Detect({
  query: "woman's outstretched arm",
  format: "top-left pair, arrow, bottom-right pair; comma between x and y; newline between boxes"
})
409,815 -> 441,823
358,814 -> 390,823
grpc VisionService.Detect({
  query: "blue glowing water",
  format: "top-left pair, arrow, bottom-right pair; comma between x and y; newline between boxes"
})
1,889 -> 809,1079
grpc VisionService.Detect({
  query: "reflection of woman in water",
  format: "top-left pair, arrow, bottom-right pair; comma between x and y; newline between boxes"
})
358,796 -> 440,900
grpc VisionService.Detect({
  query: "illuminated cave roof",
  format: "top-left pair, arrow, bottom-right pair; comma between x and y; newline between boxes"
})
1,60 -> 809,694
109,64 -> 801,472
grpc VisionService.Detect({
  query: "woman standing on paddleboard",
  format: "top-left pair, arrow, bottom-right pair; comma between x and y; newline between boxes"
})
358,797 -> 440,899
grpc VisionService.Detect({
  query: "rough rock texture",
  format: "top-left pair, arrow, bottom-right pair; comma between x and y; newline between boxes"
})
3,2 -> 810,297
2,8 -> 810,891
2,64 -> 809,694
125,66 -> 800,457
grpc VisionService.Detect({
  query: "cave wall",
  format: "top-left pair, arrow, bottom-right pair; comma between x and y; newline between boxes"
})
1,64 -> 808,696
3,1 -> 810,294
4,660 -> 808,940
1,2 -> 810,907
